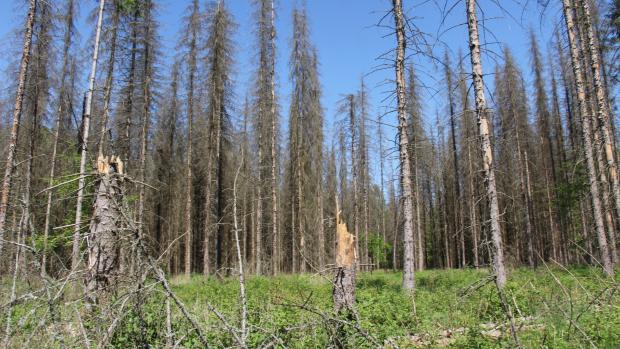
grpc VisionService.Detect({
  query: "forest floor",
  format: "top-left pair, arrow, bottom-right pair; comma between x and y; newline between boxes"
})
114,266 -> 619,348
2,267 -> 619,348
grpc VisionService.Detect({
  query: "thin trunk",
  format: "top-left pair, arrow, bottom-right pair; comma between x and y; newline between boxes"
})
97,4 -> 120,157
72,0 -> 106,269
137,0 -> 152,257
466,0 -> 507,288
270,0 -> 279,276
0,0 -> 36,256
186,0 -> 198,278
348,95 -> 360,271
393,0 -> 416,291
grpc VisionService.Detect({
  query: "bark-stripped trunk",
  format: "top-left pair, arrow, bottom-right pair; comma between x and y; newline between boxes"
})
392,0 -> 416,291
0,0 -> 36,257
466,0 -> 507,288
333,208 -> 356,313
86,156 -> 124,301
561,0 -> 613,276
72,0 -> 106,269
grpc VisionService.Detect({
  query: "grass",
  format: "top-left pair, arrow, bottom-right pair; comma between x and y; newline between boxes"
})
2,267 -> 619,348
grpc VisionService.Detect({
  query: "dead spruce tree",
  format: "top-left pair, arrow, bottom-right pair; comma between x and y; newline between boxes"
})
285,7 -> 324,273
252,0 -> 279,275
203,1 -> 234,274
181,0 -> 201,277
465,0 -> 507,288
392,0 -> 416,291
0,0 -> 36,258
561,0 -> 614,276
72,0 -> 106,269
578,0 -> 620,259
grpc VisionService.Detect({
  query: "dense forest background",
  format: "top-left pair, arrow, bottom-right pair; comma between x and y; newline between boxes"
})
0,0 -> 619,278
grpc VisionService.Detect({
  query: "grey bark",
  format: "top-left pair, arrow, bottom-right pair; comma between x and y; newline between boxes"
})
562,0 -> 614,276
392,0 -> 416,291
465,0 -> 507,288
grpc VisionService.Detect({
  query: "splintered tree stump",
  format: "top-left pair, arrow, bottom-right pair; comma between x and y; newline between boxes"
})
86,155 -> 124,300
333,210 -> 356,313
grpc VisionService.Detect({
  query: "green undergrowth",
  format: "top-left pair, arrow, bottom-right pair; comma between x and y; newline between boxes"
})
2,267 -> 619,348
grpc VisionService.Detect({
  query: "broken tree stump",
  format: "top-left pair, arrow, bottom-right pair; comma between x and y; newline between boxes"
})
333,210 -> 357,313
86,155 -> 124,301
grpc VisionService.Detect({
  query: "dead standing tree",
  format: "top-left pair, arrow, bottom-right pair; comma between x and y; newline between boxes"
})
391,0 -> 416,292
465,0 -> 507,288
0,0 -> 36,258
561,0 -> 614,277
72,0 -> 107,269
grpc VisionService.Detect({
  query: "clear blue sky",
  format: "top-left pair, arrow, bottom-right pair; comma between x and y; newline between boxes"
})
0,0 -> 561,182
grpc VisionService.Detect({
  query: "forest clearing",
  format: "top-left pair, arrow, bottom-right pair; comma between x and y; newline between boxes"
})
0,0 -> 619,347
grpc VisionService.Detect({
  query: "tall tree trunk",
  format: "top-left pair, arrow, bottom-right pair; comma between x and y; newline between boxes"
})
137,0 -> 153,264
561,0 -> 613,276
348,95 -> 360,271
465,0 -> 507,288
186,0 -> 198,278
579,0 -> 620,262
270,0 -> 279,276
0,0 -> 36,257
445,53 -> 464,268
392,0 -> 416,291
72,0 -> 106,269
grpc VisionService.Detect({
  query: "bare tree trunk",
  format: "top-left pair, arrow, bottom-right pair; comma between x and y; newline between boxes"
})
466,0 -> 507,288
392,0 -> 416,291
467,143 -> 479,267
137,1 -> 153,269
561,0 -> 614,276
579,0 -> 620,243
232,153 -> 248,345
72,0 -> 106,269
333,206 -> 356,313
0,0 -> 36,257
186,0 -> 199,278
348,95 -> 360,271
270,0 -> 279,276
297,109 -> 305,273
